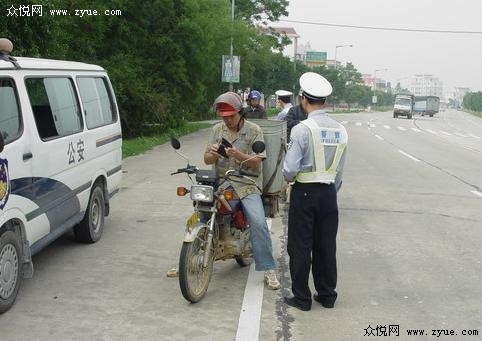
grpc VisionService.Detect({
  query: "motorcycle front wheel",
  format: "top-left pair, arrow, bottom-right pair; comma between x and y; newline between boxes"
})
178,226 -> 214,303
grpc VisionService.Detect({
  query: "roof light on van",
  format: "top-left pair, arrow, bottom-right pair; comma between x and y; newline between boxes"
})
0,38 -> 13,54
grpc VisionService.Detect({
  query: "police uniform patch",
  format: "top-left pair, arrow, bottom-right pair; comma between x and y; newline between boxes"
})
0,158 -> 9,210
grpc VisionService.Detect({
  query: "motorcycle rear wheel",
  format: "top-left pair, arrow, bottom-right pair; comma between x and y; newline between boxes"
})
179,227 -> 214,303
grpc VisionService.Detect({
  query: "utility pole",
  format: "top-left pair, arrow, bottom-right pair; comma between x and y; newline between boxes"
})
373,68 -> 388,109
229,0 -> 235,91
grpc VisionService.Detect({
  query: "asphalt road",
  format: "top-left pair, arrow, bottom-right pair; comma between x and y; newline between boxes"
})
0,109 -> 481,341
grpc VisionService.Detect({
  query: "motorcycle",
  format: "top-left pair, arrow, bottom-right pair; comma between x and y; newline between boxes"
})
170,138 -> 265,303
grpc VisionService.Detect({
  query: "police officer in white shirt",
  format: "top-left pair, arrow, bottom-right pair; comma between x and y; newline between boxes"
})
275,90 -> 293,120
282,72 -> 348,311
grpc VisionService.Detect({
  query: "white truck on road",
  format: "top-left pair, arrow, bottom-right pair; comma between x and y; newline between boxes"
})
393,94 -> 414,119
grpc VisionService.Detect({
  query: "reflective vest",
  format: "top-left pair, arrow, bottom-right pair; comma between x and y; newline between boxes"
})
295,117 -> 348,183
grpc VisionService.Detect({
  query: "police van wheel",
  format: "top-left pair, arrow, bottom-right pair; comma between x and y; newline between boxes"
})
74,185 -> 105,243
0,231 -> 22,314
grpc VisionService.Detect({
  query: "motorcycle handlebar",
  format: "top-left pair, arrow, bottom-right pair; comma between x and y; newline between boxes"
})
239,169 -> 259,178
225,169 -> 259,179
170,166 -> 258,179
170,165 -> 198,176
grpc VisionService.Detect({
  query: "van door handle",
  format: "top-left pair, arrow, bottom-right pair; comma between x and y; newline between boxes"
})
23,152 -> 33,161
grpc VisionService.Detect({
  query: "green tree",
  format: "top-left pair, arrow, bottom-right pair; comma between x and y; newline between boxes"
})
345,84 -> 372,109
463,92 -> 482,111
0,0 -> 68,57
235,0 -> 289,23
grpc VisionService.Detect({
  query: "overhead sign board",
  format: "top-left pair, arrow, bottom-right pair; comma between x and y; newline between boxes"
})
305,51 -> 327,66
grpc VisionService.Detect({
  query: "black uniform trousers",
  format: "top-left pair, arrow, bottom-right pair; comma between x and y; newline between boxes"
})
287,181 -> 339,305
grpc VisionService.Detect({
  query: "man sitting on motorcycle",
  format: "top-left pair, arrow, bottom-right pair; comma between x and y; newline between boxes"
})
204,91 -> 281,290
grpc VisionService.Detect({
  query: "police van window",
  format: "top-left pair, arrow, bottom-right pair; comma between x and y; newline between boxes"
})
77,77 -> 115,129
0,78 -> 21,144
25,77 -> 82,140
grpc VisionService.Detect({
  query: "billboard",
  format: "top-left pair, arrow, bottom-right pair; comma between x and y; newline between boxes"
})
305,51 -> 327,66
222,55 -> 240,83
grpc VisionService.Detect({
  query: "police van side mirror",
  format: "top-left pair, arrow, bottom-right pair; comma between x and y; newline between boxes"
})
0,132 -> 4,153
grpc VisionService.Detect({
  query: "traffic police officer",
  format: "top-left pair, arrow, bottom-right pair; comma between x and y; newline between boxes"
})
285,93 -> 308,141
275,90 -> 293,120
282,72 -> 348,311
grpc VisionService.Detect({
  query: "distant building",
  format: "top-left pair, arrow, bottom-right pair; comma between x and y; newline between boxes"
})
362,74 -> 389,92
409,74 -> 443,98
325,59 -> 337,69
295,41 -> 312,61
265,26 -> 300,62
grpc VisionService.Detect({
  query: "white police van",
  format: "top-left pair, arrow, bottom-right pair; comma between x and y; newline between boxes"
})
0,38 -> 122,313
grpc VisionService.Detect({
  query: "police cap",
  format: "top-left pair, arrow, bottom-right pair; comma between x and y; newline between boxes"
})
275,89 -> 293,103
299,72 -> 332,100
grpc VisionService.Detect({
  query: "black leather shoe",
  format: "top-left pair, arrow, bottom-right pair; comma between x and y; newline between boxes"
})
313,293 -> 335,308
284,296 -> 311,311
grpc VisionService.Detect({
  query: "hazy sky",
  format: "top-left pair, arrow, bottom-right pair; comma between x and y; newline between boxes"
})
275,0 -> 482,93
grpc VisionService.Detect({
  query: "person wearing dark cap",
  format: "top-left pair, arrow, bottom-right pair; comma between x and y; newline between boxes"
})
282,72 -> 348,311
275,90 -> 293,120
244,90 -> 267,119
285,91 -> 308,141
204,91 -> 281,290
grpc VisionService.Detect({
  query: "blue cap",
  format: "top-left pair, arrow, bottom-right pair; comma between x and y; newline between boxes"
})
248,90 -> 261,100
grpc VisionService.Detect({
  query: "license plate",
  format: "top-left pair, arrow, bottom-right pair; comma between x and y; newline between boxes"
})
186,211 -> 200,228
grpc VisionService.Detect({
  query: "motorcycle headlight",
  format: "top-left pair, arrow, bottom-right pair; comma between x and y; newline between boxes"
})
190,185 -> 214,203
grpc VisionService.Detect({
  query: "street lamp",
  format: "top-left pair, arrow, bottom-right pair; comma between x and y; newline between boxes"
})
334,44 -> 353,70
372,68 -> 388,107
332,44 -> 353,112
229,0 -> 235,91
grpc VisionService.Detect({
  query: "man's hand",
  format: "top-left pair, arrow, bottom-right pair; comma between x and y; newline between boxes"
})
225,146 -> 239,159
204,143 -> 221,165
209,143 -> 221,156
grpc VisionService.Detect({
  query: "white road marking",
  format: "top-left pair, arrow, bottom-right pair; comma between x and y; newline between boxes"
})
411,128 -> 421,132
356,122 -> 362,126
471,190 -> 482,198
398,126 -> 406,131
468,134 -> 481,139
439,131 -> 452,136
235,218 -> 272,341
454,132 -> 469,137
235,264 -> 264,341
369,123 -> 376,128
375,134 -> 384,141
426,129 -> 437,134
341,121 -> 348,125
383,125 -> 391,129
399,150 -> 420,162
